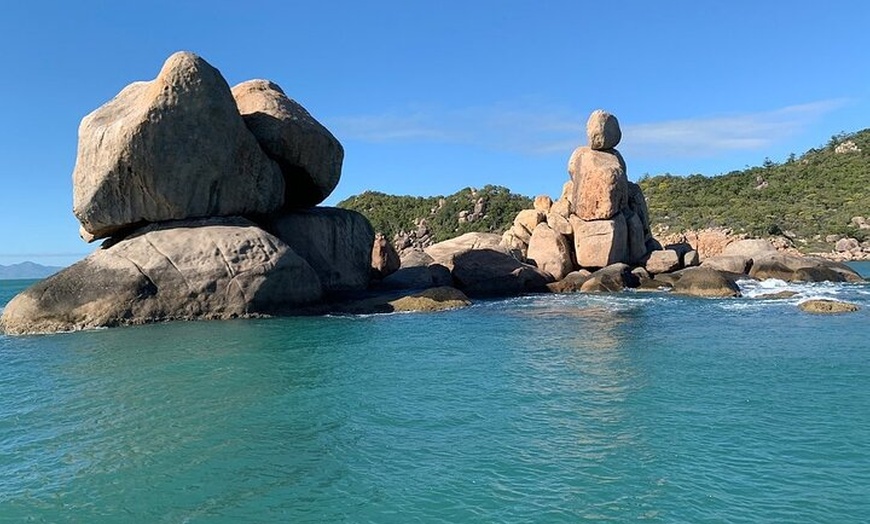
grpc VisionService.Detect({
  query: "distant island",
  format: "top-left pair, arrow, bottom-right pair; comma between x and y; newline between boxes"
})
339,129 -> 870,255
0,262 -> 64,280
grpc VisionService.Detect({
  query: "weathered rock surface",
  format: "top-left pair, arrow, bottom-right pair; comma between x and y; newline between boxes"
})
526,223 -> 574,280
645,249 -> 681,274
546,211 -> 573,236
333,286 -> 471,314
399,248 -> 435,268
73,52 -> 284,241
672,267 -> 741,298
534,195 -> 553,212
798,299 -> 859,314
269,207 -> 374,293
371,233 -> 400,279
835,237 -> 860,252
571,213 -> 628,268
387,287 -> 471,312
626,182 -> 651,239
755,290 -> 799,300
1,218 -> 321,334
750,254 -> 863,283
424,233 -> 507,268
586,109 -> 622,150
701,255 -> 753,274
569,147 -> 628,220
450,249 -> 553,297
380,264 -> 452,290
232,79 -> 343,208
513,209 -> 547,236
580,263 -> 638,292
626,211 -> 647,264
722,239 -> 777,258
546,270 -> 592,293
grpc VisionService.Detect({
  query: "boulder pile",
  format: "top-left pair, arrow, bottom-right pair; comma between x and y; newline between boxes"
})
2,52 -> 374,334
500,110 -> 652,279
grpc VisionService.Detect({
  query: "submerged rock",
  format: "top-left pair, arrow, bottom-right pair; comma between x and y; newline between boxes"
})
332,286 -> 471,314
798,299 -> 860,314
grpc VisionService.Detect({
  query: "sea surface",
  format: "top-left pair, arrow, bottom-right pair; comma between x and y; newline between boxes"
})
1,263 -> 869,522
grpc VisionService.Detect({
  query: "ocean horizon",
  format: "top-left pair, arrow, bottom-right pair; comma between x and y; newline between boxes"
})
1,262 -> 868,522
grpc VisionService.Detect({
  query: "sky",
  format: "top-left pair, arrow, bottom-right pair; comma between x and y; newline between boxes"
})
1,1 -> 869,266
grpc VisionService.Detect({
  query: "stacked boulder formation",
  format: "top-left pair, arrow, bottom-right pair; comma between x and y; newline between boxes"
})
1,52 -> 374,334
502,110 -> 652,279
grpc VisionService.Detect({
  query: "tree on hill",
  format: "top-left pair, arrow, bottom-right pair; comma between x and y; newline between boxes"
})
638,129 -> 870,248
337,185 -> 533,243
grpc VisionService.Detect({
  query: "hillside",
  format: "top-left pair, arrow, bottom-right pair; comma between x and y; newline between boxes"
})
338,130 -> 869,253
337,185 -> 532,244
638,130 -> 870,249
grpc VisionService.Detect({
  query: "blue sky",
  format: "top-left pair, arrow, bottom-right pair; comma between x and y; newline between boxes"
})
1,1 -> 869,266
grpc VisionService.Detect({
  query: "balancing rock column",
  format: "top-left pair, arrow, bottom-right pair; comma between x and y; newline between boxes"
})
568,110 -> 649,268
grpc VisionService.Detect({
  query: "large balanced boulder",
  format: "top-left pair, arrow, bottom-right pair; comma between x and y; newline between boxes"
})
526,223 -> 574,280
232,80 -> 343,208
268,208 -> 374,294
0,218 -> 322,334
586,109 -> 622,150
73,52 -> 284,241
569,147 -> 628,220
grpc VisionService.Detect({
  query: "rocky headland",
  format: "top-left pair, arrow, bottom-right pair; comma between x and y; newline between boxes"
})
1,57 -> 864,334
2,52 -> 373,334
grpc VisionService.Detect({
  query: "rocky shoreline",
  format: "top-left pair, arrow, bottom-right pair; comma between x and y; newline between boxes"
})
1,54 -> 864,335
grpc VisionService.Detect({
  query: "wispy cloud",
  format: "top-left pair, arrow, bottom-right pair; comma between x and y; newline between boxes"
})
621,99 -> 850,158
330,100 -> 584,155
329,98 -> 849,158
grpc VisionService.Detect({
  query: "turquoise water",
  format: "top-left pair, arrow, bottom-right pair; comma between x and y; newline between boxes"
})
1,264 -> 869,522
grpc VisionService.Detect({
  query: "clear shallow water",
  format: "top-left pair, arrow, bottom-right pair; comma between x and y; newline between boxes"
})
1,265 -> 869,522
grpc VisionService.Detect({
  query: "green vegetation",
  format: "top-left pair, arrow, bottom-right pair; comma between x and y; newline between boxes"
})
338,185 -> 532,242
638,129 -> 870,247
339,130 -> 869,251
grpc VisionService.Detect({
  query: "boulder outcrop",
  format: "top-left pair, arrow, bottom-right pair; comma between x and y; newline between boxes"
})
371,233 -> 401,279
232,79 -> 343,208
450,249 -> 553,297
2,51 -> 379,334
268,208 -> 374,294
501,110 -> 651,273
672,267 -> 742,298
0,218 -> 322,334
526,223 -> 574,280
73,52 -> 284,241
